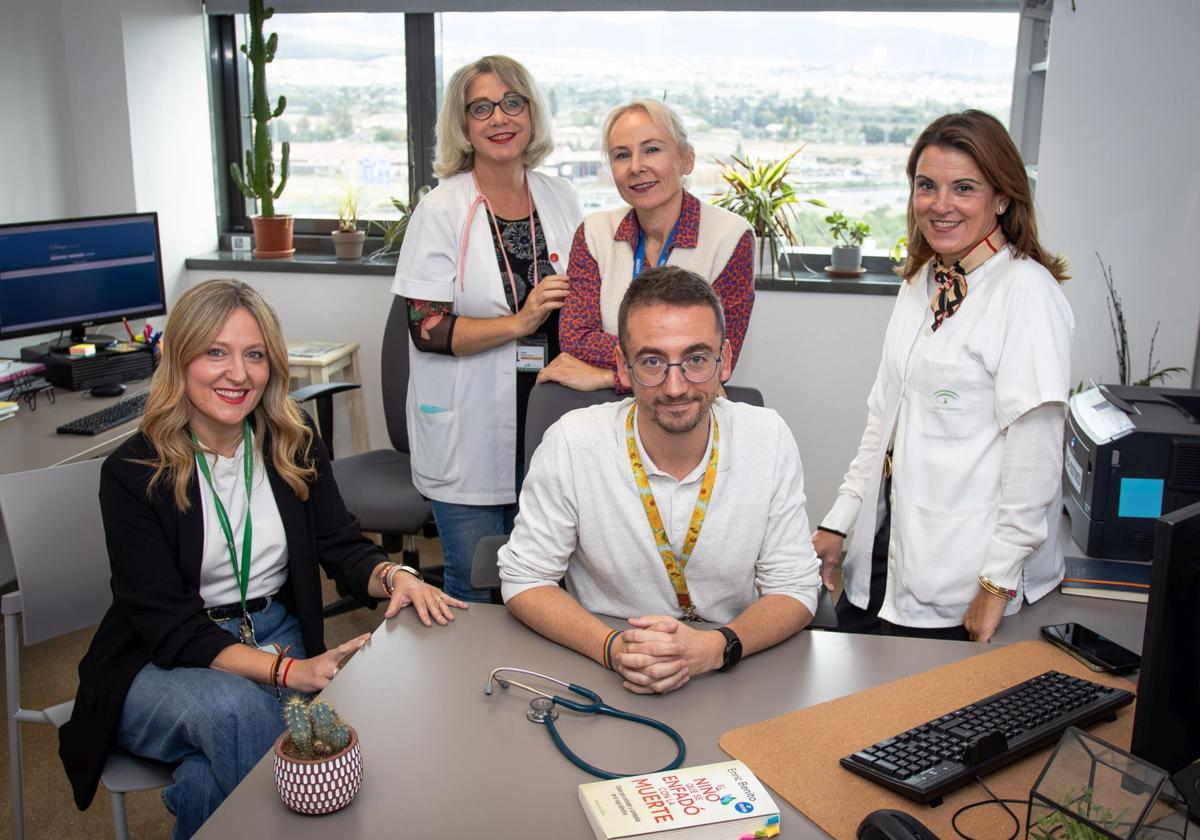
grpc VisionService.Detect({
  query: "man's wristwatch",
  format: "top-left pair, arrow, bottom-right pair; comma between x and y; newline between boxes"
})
715,627 -> 743,673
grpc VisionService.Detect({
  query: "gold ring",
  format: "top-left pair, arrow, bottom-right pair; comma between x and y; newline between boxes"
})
435,596 -> 445,604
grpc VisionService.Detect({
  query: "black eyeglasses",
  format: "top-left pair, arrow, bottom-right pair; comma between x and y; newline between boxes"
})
465,94 -> 529,121
626,352 -> 722,388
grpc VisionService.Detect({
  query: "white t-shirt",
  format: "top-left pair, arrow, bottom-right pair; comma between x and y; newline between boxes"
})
196,432 -> 289,608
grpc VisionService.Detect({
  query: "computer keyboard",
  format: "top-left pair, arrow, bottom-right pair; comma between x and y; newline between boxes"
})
841,670 -> 1134,805
56,391 -> 149,436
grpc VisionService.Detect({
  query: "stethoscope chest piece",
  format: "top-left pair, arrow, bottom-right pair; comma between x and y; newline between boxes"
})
527,696 -> 558,723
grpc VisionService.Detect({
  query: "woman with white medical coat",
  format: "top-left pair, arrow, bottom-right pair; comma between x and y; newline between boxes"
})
813,110 -> 1073,643
392,56 -> 581,602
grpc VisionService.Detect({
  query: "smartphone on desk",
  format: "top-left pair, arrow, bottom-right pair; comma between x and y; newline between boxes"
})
1041,622 -> 1141,674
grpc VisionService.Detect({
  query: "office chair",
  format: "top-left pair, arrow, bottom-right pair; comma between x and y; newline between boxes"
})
329,296 -> 438,603
468,382 -> 768,602
1,459 -> 174,840
289,381 -> 362,462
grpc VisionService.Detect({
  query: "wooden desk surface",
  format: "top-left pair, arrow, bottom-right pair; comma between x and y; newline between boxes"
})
194,593 -> 1144,839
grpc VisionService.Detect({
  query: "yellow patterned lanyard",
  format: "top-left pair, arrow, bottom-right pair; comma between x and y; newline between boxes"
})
625,404 -> 719,622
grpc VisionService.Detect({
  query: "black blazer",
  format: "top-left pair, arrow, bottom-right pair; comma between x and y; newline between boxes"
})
58,421 -> 384,809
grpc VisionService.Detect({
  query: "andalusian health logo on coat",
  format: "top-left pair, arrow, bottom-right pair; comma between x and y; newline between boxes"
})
932,388 -> 964,415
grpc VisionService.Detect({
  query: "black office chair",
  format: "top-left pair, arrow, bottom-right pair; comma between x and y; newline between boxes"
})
328,297 -> 439,610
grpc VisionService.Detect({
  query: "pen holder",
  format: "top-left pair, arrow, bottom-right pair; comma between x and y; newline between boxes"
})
1026,727 -> 1188,839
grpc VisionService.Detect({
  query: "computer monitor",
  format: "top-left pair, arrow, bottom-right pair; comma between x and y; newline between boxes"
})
0,212 -> 166,346
1131,500 -> 1200,813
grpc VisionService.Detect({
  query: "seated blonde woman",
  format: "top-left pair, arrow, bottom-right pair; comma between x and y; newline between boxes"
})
540,98 -> 755,391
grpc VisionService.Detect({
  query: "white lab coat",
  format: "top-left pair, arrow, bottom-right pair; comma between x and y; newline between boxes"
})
392,170 -> 581,505
822,248 -> 1074,627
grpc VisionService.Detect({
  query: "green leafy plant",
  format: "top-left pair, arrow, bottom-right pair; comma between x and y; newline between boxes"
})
890,235 -> 908,263
228,0 -> 289,218
336,185 -> 361,233
282,697 -> 352,760
1030,786 -> 1132,840
1098,252 -> 1187,387
367,186 -> 429,260
712,147 -> 824,276
824,209 -> 871,248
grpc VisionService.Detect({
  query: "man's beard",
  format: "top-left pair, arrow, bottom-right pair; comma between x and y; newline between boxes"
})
646,392 -> 711,435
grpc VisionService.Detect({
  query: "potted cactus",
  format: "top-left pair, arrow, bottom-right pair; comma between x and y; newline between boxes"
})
229,0 -> 293,258
273,697 -> 363,815
331,186 -> 365,260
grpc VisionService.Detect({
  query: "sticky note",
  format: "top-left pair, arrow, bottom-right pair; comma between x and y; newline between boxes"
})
68,343 -> 96,357
1118,478 -> 1164,518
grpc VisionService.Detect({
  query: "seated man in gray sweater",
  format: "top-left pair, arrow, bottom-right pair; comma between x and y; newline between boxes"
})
498,266 -> 821,695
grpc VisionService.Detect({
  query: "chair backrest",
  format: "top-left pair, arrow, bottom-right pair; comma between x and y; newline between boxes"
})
0,458 -> 109,645
523,383 -> 765,477
379,295 -> 412,454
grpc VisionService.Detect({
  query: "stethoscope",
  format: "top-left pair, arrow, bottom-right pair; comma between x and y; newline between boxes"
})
484,667 -> 687,780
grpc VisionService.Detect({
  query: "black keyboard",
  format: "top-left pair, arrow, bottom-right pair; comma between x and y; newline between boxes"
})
57,391 -> 149,436
841,670 -> 1134,805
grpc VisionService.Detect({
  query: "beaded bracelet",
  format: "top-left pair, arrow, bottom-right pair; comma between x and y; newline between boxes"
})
378,562 -> 398,597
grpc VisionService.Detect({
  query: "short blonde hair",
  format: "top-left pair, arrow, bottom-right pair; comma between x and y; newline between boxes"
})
138,279 -> 315,510
434,55 -> 554,179
601,99 -> 693,165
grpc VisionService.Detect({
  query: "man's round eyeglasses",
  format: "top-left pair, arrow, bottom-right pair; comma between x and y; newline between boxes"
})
626,352 -> 722,387
465,94 -> 529,121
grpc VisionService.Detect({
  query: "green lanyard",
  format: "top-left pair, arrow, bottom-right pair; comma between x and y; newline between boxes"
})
192,420 -> 254,616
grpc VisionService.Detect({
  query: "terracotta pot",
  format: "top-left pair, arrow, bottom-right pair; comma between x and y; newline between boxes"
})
331,229 -> 365,260
251,215 -> 295,258
273,725 -> 362,815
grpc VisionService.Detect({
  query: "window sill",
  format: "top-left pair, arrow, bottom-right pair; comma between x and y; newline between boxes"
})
186,251 -> 902,295
185,250 -> 396,277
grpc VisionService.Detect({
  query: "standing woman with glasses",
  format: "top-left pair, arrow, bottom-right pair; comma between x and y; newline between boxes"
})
394,55 -> 581,602
813,110 -> 1073,643
538,98 -> 754,392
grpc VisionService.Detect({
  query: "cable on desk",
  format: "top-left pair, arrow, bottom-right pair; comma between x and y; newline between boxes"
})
950,776 -> 1023,840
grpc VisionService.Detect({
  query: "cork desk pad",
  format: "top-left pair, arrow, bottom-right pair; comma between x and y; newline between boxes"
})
720,640 -> 1137,839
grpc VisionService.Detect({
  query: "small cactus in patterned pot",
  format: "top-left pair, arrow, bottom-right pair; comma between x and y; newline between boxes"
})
273,697 -> 362,815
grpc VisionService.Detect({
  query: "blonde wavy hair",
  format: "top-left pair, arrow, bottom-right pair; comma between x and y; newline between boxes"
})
899,110 -> 1069,283
139,278 -> 315,510
434,55 -> 554,179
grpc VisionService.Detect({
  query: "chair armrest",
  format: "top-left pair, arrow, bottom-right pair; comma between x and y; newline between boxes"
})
289,382 -> 361,403
470,534 -> 508,593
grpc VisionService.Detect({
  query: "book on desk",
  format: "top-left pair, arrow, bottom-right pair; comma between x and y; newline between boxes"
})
1060,555 -> 1151,603
578,760 -> 780,840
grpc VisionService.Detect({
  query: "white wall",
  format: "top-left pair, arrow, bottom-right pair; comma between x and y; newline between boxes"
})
1036,0 -> 1200,391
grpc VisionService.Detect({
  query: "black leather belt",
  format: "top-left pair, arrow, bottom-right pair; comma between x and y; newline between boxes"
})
206,597 -> 269,621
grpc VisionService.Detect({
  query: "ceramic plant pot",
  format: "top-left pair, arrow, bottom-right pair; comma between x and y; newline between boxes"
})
251,214 -> 295,258
331,229 -> 366,260
273,725 -> 363,815
830,245 -> 862,273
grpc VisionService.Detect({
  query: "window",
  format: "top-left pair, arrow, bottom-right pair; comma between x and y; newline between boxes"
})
213,8 -> 1019,257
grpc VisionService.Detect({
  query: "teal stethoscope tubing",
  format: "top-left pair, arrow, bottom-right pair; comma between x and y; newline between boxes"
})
484,667 -> 686,780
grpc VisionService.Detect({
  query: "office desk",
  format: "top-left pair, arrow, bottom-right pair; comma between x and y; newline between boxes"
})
195,592 -> 1145,839
0,386 -> 148,583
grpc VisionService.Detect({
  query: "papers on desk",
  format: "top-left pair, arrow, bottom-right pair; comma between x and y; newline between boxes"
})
287,341 -> 347,359
1069,386 -> 1134,444
579,760 -> 779,840
0,401 -> 18,422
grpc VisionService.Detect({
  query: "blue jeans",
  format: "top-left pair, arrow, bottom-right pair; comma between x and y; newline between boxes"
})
116,598 -> 307,840
431,499 -> 517,602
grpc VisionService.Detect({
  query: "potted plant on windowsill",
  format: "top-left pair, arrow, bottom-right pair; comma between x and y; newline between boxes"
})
274,697 -> 363,815
229,0 -> 293,258
366,186 -> 429,261
824,209 -> 870,277
331,186 -> 365,260
712,147 -> 822,279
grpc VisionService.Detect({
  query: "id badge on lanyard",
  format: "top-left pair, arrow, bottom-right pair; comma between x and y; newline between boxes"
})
517,334 -> 548,372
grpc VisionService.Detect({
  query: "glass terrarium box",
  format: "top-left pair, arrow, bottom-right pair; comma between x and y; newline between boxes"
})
1027,727 -> 1190,839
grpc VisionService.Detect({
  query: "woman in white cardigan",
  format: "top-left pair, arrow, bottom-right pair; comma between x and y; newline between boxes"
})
542,99 -> 754,392
392,55 -> 581,601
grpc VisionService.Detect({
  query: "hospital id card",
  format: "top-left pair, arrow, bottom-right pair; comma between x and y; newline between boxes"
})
516,336 -> 548,372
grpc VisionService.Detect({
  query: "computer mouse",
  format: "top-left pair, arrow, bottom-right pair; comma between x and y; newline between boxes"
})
857,808 -> 941,840
89,382 -> 127,398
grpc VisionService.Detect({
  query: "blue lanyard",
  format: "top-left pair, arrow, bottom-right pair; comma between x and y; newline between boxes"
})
632,219 -> 681,279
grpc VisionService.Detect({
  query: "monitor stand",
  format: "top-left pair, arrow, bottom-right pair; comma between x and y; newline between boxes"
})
47,330 -> 120,352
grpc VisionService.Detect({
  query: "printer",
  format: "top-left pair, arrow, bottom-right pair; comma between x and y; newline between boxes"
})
1064,385 -> 1200,560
